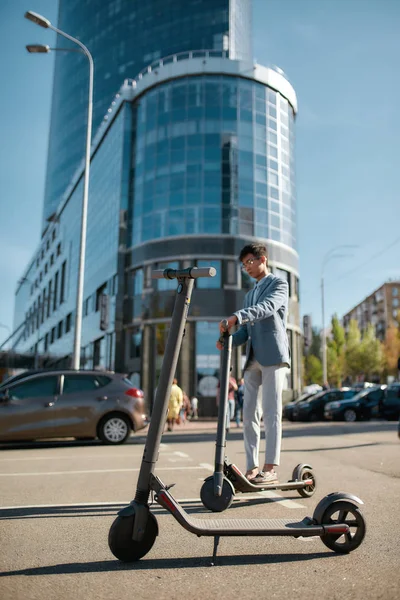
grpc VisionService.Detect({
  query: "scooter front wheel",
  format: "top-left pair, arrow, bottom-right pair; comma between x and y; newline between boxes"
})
320,500 -> 366,554
200,475 -> 235,512
108,512 -> 158,562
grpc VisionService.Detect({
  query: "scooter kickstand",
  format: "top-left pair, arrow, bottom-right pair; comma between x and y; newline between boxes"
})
210,535 -> 220,566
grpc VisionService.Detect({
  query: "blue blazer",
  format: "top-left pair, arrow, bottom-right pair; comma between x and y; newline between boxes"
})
232,273 -> 290,369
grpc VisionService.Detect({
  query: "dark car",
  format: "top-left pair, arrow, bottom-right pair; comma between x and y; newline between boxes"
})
377,383 -> 400,421
0,370 -> 147,444
324,385 -> 387,422
283,392 -> 317,421
292,388 -> 357,422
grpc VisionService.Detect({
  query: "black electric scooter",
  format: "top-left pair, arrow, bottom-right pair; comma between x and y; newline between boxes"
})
108,266 -> 366,565
200,322 -> 316,513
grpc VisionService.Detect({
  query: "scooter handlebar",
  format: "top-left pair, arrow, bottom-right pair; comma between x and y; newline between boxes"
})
152,266 -> 216,280
218,319 -> 230,344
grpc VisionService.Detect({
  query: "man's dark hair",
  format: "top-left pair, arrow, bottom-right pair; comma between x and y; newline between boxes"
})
239,243 -> 268,265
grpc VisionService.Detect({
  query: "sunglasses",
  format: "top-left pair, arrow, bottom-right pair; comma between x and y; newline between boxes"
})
241,257 -> 260,270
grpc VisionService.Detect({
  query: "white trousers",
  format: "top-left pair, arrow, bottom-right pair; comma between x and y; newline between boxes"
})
243,359 -> 288,470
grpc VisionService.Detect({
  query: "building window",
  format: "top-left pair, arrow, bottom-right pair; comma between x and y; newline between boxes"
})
50,254 -> 54,266
56,243 -> 61,257
50,327 -> 56,344
133,269 -> 144,295
393,287 -> 398,296
44,333 -> 49,352
96,283 -> 107,311
57,320 -> 63,339
65,313 -> 72,333
196,260 -> 221,289
130,328 -> 142,359
52,229 -> 56,241
196,322 -> 219,398
60,261 -> 66,304
226,260 -> 237,285
53,271 -> 59,311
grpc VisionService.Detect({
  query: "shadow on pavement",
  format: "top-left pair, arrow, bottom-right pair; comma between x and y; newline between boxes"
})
0,500 -> 217,521
0,551 -> 334,576
0,421 -> 396,451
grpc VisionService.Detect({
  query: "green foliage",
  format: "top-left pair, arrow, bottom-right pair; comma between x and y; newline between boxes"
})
327,315 -> 345,387
304,354 -> 323,385
345,319 -> 363,380
309,327 -> 322,358
360,324 -> 383,380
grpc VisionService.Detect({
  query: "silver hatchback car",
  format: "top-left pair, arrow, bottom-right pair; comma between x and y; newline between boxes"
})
0,370 -> 147,444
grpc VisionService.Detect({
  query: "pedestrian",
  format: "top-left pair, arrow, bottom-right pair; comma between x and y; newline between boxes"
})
216,242 -> 290,484
235,377 -> 244,427
216,375 -> 238,433
180,392 -> 191,424
166,378 -> 183,432
190,395 -> 199,419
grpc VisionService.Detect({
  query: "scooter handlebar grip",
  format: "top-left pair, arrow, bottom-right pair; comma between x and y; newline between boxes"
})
152,267 -> 217,280
189,267 -> 216,279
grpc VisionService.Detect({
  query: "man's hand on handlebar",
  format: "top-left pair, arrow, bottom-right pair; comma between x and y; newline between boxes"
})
216,315 -> 238,350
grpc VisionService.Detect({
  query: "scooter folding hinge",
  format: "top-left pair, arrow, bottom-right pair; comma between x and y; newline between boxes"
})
165,483 -> 176,491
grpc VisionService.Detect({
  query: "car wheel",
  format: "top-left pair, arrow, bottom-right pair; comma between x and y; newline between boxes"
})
98,413 -> 131,444
344,409 -> 357,423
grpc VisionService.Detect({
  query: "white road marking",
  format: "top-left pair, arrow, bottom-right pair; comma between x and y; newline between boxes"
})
0,466 -> 209,477
0,451 -> 181,462
199,463 -> 214,471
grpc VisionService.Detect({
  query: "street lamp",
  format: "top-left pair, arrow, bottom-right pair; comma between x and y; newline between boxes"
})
25,10 -> 94,370
321,245 -> 358,385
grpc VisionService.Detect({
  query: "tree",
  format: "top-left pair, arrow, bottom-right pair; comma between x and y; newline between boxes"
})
304,354 -> 323,385
345,319 -> 363,381
309,327 -> 322,359
359,324 -> 383,381
383,324 -> 400,377
327,315 -> 345,387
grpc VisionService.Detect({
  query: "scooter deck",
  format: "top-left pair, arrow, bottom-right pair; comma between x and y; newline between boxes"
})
156,489 -> 348,538
225,463 -> 312,493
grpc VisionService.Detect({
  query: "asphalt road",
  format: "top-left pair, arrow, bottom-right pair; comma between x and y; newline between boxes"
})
0,420 -> 399,600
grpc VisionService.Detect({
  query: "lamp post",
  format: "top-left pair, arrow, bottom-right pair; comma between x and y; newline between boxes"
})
320,245 -> 358,385
25,10 -> 94,370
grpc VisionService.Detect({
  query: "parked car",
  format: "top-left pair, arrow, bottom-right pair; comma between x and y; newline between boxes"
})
292,388 -> 357,422
324,385 -> 387,422
283,392 -> 317,421
376,383 -> 400,421
0,370 -> 147,444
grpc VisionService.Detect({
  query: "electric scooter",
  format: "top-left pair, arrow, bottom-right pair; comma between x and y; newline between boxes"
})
108,266 -> 366,565
200,321 -> 316,513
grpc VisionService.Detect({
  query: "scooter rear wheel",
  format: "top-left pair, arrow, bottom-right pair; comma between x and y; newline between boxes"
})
320,500 -> 366,553
200,475 -> 235,512
293,465 -> 317,498
108,512 -> 158,562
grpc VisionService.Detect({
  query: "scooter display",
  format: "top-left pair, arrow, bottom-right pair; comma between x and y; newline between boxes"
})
201,321 -> 316,513
108,266 -> 366,565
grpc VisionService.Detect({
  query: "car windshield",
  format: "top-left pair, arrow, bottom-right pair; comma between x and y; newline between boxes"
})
351,387 -> 378,401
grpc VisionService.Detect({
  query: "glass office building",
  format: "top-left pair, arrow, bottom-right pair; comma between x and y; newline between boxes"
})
13,1 -> 302,411
43,0 -> 251,228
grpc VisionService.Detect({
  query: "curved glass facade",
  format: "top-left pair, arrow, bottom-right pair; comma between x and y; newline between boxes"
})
43,0 -> 252,228
132,75 -> 296,249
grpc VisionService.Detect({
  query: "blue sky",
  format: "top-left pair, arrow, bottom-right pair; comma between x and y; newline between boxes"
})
1,0 -> 399,345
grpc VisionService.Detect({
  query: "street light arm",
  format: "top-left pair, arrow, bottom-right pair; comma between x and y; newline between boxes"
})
25,10 -> 94,370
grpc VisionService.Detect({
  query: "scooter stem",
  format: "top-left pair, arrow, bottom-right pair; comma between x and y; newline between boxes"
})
214,325 -> 232,496
135,275 -> 194,501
